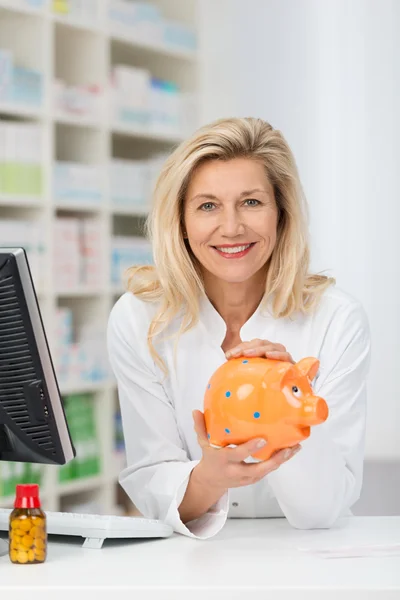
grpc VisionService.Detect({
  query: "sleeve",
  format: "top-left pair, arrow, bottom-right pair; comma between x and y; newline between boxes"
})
266,299 -> 372,529
106,295 -> 229,539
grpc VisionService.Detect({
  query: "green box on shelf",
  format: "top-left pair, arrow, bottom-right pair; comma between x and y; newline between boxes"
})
0,163 -> 43,196
59,392 -> 101,482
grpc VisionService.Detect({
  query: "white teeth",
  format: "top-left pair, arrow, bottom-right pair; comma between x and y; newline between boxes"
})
215,244 -> 251,254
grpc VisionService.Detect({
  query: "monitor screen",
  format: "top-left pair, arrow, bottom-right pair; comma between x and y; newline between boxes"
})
0,248 -> 75,465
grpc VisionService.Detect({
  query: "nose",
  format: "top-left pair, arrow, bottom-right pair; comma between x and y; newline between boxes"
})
220,207 -> 245,237
315,398 -> 328,421
301,397 -> 329,424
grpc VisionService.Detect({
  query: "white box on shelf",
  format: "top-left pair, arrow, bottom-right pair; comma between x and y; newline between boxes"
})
111,235 -> 153,287
80,218 -> 103,288
53,217 -> 81,290
111,65 -> 150,127
110,158 -> 148,209
53,161 -> 103,207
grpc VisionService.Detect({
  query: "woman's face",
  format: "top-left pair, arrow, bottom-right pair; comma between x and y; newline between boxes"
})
183,158 -> 279,284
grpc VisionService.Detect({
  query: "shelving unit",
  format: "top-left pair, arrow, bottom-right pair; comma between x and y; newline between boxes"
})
0,0 -> 199,515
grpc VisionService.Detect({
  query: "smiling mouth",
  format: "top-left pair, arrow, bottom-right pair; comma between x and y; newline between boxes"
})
212,243 -> 256,258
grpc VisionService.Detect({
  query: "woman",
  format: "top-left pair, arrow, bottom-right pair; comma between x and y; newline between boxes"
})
107,117 -> 371,539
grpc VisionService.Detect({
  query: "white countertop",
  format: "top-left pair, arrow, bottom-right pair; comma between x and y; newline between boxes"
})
1,516 -> 399,599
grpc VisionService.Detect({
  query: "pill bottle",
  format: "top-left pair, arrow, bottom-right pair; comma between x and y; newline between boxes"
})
9,484 -> 47,564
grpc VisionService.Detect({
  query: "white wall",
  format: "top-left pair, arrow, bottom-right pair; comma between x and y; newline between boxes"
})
198,0 -> 400,462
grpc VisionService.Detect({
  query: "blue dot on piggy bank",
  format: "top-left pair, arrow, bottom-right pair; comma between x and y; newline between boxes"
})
207,384 -> 210,389
225,428 -> 231,434
253,412 -> 261,419
225,391 -> 231,398
242,360 -> 248,364
207,433 -> 210,439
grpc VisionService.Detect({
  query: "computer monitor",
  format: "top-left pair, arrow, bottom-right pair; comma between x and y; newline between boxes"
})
0,247 -> 75,465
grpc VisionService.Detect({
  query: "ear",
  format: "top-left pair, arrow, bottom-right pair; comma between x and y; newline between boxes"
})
295,357 -> 320,382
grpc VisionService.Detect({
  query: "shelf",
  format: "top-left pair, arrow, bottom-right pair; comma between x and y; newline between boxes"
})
0,0 -> 47,18
0,102 -> 44,120
51,13 -> 104,35
111,206 -> 149,217
0,195 -> 43,209
110,28 -> 197,62
55,287 -> 106,298
0,0 -> 198,517
60,380 -> 114,396
112,122 -> 184,144
54,201 -> 104,214
58,474 -> 105,496
54,112 -> 102,129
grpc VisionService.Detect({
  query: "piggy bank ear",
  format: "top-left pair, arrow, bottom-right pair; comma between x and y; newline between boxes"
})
295,357 -> 320,382
279,363 -> 298,387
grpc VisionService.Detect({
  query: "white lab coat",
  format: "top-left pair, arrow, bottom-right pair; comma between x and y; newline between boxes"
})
106,285 -> 371,539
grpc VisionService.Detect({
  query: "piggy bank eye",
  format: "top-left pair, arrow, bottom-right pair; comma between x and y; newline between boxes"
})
292,385 -> 302,397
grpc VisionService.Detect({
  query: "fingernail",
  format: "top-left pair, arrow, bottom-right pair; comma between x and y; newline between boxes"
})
292,446 -> 302,454
256,439 -> 267,448
283,449 -> 291,460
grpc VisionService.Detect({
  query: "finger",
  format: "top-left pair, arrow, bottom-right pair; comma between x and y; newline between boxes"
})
243,445 -> 302,481
192,410 -> 209,447
226,340 -> 287,358
225,339 -> 272,358
227,437 -> 268,462
225,339 -> 264,358
264,351 -> 295,364
242,347 -> 294,363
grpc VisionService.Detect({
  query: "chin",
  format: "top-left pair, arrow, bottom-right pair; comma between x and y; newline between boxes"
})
208,268 -> 260,284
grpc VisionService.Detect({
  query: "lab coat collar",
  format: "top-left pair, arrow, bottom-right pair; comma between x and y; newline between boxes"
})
199,290 -> 274,347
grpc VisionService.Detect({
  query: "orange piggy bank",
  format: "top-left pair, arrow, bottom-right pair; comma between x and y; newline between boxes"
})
204,356 -> 328,461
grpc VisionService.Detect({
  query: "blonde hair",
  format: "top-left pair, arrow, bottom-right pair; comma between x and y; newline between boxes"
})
125,117 -> 335,373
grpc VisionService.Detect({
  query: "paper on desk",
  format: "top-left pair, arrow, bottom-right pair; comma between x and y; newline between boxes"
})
297,543 -> 400,559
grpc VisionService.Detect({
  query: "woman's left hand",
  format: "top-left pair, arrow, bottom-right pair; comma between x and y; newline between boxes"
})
225,339 -> 295,363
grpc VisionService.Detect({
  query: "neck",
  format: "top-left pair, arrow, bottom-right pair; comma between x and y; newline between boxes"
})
203,271 -> 267,333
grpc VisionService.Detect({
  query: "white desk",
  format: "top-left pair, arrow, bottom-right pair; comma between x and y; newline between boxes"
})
0,516 -> 399,599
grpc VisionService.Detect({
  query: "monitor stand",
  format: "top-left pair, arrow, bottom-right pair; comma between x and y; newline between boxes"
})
0,537 -> 8,557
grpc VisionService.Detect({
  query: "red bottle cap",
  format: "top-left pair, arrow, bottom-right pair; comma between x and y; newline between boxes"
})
14,484 -> 41,509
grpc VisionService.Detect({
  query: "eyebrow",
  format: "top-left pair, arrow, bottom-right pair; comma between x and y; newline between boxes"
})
189,188 -> 270,204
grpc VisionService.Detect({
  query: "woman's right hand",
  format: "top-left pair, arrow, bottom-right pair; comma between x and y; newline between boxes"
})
191,409 -> 302,492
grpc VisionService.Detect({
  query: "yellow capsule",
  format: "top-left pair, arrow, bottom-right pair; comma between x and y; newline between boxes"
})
28,549 -> 35,562
21,535 -> 34,549
17,550 -> 28,564
30,525 -> 40,538
10,549 -> 18,563
35,537 -> 45,550
34,549 -> 46,562
19,519 -> 32,532
15,528 -> 25,538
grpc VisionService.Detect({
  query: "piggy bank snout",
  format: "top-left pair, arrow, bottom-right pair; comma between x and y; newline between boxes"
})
315,398 -> 328,421
301,397 -> 328,424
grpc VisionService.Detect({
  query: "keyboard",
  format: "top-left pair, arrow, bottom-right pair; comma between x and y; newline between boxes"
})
0,508 -> 173,549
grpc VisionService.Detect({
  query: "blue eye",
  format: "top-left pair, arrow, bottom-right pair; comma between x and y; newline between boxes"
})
244,199 -> 260,206
200,202 -> 215,211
